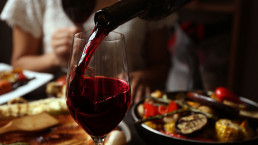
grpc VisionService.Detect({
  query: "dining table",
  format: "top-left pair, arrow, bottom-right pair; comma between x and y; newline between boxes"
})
3,72 -> 258,145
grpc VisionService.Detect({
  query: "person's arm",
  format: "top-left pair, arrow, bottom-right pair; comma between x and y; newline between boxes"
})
11,26 -> 81,73
130,28 -> 171,102
11,26 -> 60,73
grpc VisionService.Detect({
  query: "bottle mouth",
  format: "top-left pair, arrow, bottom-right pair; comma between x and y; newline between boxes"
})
94,0 -> 149,32
94,10 -> 113,31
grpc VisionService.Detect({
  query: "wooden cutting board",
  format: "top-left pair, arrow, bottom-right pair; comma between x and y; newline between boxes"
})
0,113 -> 59,134
0,114 -> 94,145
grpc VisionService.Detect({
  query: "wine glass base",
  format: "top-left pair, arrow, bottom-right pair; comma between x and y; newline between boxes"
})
92,136 -> 105,145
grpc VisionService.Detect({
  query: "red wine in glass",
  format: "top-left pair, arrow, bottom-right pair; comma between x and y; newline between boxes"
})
61,0 -> 96,26
66,26 -> 131,144
67,76 -> 131,136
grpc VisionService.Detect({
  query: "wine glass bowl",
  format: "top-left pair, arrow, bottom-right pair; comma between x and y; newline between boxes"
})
66,31 -> 131,144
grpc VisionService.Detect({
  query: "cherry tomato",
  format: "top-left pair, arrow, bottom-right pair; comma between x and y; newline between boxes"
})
167,100 -> 178,112
56,75 -> 67,86
215,87 -> 241,103
158,105 -> 168,115
17,72 -> 26,82
143,103 -> 159,117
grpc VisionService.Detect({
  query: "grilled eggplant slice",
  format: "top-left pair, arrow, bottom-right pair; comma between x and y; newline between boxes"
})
175,113 -> 208,136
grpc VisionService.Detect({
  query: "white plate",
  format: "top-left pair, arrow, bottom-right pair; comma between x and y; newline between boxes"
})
119,121 -> 132,143
0,63 -> 54,104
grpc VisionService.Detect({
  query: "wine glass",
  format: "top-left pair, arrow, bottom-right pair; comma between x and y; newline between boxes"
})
66,30 -> 131,144
61,0 -> 96,27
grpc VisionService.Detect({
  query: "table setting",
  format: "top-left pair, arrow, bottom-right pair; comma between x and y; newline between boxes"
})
1,0 -> 258,145
1,61 -> 258,145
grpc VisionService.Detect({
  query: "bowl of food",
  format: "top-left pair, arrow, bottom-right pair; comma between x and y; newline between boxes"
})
131,88 -> 258,145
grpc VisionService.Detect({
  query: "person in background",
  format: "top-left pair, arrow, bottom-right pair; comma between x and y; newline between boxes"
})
0,0 -> 177,102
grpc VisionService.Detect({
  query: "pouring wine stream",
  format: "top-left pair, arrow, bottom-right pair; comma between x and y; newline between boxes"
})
77,26 -> 109,74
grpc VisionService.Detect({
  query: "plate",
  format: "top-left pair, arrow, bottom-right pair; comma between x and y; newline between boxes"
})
0,63 -> 54,104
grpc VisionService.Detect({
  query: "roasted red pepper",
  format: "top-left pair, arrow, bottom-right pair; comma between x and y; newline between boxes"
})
143,103 -> 159,117
215,87 -> 241,103
167,100 -> 178,113
157,100 -> 178,115
158,105 -> 168,115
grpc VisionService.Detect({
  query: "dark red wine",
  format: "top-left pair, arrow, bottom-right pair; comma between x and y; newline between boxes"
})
61,0 -> 96,26
66,76 -> 131,137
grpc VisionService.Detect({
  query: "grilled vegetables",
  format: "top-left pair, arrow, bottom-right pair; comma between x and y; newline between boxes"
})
0,68 -> 30,95
136,90 -> 257,142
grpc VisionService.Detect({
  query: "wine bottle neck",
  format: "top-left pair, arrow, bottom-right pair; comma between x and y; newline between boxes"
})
94,0 -> 148,31
94,0 -> 192,31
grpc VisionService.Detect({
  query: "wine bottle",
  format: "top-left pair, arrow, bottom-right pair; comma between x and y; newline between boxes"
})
94,0 -> 192,31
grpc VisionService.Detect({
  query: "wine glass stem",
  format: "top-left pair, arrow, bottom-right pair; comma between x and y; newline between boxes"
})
92,136 -> 105,145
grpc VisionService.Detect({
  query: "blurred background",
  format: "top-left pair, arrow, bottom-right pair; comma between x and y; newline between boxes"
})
1,0 -> 257,102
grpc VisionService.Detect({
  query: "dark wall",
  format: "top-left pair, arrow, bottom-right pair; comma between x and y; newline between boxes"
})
236,0 -> 258,102
0,0 -> 12,64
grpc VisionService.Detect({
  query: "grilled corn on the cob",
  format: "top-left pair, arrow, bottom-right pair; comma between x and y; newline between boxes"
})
0,98 -> 68,119
215,119 -> 241,142
144,121 -> 162,130
164,122 -> 176,133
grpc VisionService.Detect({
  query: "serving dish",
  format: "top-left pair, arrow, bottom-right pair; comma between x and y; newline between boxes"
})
0,63 -> 53,104
131,91 -> 258,145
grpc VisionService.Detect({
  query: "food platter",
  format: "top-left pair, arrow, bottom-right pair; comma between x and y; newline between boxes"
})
131,90 -> 258,145
0,63 -> 53,104
0,112 -> 131,145
0,96 -> 131,145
